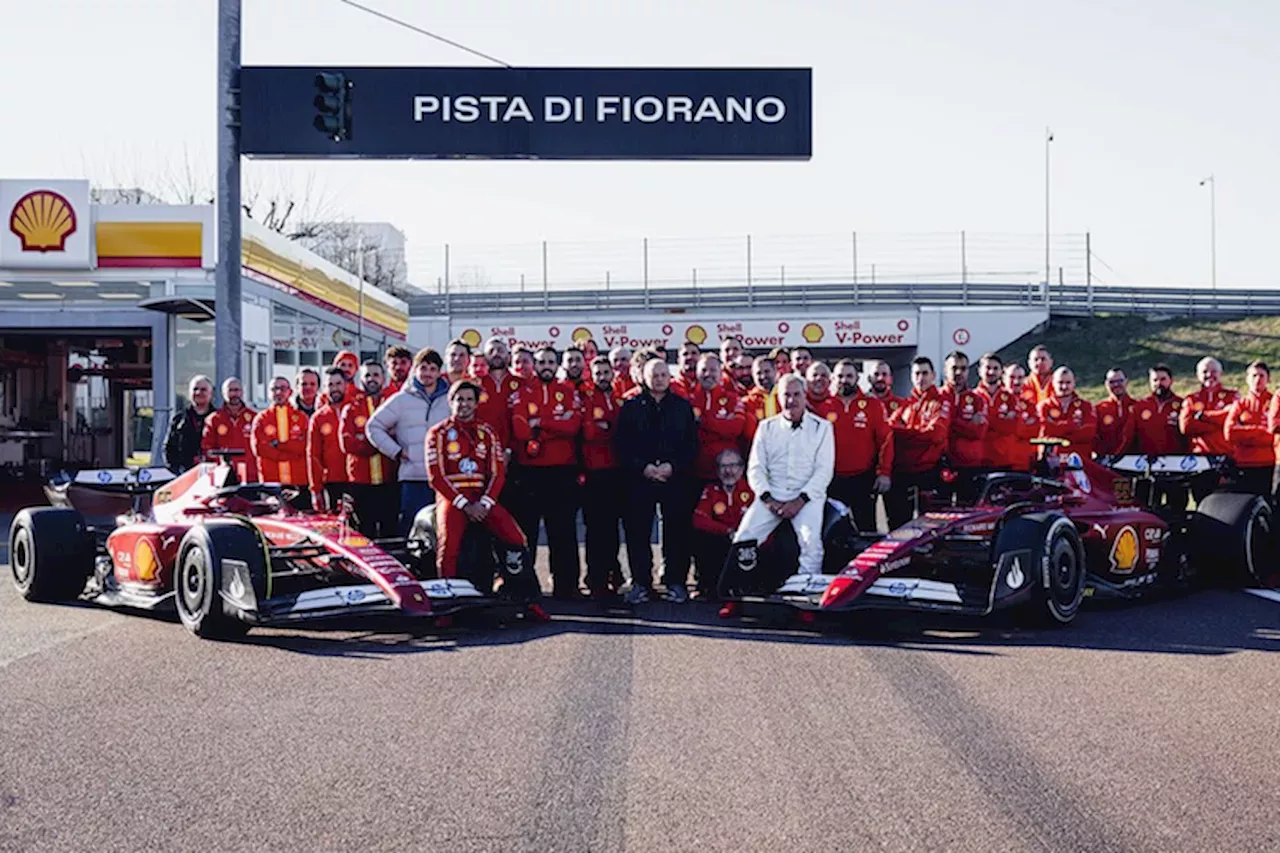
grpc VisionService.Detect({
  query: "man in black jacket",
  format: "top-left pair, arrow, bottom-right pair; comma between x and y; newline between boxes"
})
163,375 -> 214,472
613,358 -> 698,604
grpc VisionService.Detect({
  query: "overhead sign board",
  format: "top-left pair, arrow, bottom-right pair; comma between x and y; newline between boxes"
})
451,313 -> 915,351
240,66 -> 812,160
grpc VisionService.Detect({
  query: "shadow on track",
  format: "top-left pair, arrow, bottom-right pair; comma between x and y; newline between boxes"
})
220,587 -> 1280,659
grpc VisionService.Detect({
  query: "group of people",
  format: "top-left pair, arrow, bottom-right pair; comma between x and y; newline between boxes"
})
163,331 -> 1278,608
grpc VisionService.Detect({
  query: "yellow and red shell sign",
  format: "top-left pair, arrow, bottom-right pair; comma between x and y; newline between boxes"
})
9,190 -> 77,252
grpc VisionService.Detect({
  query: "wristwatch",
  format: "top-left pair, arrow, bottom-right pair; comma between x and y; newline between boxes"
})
760,492 -> 774,503
798,493 -> 811,504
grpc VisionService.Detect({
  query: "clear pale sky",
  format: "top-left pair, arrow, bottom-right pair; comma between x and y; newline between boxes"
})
1,0 -> 1275,290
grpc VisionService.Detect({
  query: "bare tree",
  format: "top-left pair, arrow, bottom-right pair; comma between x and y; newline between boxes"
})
78,147 -> 416,295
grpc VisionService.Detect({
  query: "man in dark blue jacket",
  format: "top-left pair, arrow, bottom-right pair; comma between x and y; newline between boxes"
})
614,358 -> 699,604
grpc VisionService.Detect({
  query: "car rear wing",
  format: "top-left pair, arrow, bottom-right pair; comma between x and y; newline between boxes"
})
1100,454 -> 1227,476
71,467 -> 177,490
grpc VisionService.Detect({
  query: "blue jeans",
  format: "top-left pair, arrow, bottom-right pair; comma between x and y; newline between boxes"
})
398,481 -> 436,536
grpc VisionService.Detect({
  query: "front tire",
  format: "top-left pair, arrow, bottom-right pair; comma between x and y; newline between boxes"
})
997,513 -> 1087,627
174,524 -> 255,639
9,508 -> 94,602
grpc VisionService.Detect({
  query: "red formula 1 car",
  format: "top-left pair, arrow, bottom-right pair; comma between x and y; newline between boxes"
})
719,439 -> 1275,627
9,455 -> 541,638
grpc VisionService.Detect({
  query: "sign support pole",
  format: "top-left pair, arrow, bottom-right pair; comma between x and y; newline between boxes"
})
216,0 -> 243,385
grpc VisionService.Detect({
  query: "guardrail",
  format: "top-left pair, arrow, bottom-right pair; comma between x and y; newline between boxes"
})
407,280 -> 1268,318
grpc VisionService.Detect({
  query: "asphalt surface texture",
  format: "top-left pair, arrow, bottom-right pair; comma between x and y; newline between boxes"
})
3,543 -> 1280,853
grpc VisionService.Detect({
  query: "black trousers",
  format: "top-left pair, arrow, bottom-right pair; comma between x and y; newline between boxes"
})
623,474 -> 694,590
829,471 -> 877,534
510,464 -> 582,594
885,468 -> 939,530
582,467 -> 624,591
339,483 -> 399,539
692,530 -> 732,597
1153,483 -> 1190,513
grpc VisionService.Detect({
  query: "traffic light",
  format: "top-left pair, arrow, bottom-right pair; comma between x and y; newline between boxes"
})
313,72 -> 352,141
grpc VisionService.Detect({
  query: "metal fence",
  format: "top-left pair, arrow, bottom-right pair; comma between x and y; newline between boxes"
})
408,279 -> 1273,319
406,231 -> 1091,296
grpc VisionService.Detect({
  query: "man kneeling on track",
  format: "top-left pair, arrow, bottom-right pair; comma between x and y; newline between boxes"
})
724,374 -> 835,594
425,381 -> 546,619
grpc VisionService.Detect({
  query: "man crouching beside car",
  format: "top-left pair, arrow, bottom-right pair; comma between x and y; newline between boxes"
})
425,380 -> 547,620
720,374 -> 835,616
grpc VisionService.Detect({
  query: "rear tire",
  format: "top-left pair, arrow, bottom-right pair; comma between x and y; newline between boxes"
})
9,508 -> 94,602
174,524 -> 255,639
1192,492 -> 1276,588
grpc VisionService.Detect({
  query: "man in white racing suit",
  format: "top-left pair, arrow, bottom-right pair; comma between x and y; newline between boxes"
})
733,373 -> 836,574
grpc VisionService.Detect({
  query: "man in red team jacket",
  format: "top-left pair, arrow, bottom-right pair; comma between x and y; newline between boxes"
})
669,340 -> 701,400
692,447 -> 753,599
981,364 -> 1040,473
1181,356 -> 1240,502
202,377 -> 257,484
810,359 -> 893,533
251,376 -> 309,509
1037,367 -> 1097,449
943,350 -> 989,503
509,345 -> 584,599
306,367 -> 350,513
1226,361 -> 1275,498
886,357 -> 952,529
580,357 -> 624,598
691,354 -> 746,483
1132,364 -> 1188,509
1094,368 -> 1136,457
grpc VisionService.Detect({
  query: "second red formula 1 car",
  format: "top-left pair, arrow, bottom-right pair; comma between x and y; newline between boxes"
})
719,439 -> 1275,627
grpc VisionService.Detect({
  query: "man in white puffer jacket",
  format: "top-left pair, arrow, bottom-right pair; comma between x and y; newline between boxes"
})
734,373 -> 835,574
367,347 -> 451,534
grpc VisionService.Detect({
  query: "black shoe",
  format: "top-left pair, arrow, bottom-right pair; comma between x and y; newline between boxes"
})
552,588 -> 586,602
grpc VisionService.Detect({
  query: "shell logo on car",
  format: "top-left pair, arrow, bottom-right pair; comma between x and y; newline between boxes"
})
133,538 -> 161,583
9,190 -> 77,252
1109,525 -> 1139,574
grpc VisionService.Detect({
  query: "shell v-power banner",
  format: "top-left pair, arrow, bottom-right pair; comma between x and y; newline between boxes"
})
240,67 -> 812,160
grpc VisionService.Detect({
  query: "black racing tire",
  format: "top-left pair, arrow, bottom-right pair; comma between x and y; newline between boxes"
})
998,512 -> 1087,627
173,523 -> 256,639
1192,492 -> 1276,588
9,507 -> 94,602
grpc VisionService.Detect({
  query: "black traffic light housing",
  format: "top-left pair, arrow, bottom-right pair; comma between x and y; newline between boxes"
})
313,72 -> 353,142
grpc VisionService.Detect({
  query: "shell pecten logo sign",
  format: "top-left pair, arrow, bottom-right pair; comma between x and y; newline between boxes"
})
9,190 -> 77,252
801,322 -> 824,343
685,325 -> 707,345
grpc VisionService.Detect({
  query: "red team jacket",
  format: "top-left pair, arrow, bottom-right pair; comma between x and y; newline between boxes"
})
306,402 -> 347,491
890,387 -> 952,473
1094,395 -> 1136,457
201,405 -> 258,482
947,386 -> 990,469
1037,394 -> 1097,449
1131,394 -> 1186,455
581,384 -> 622,470
810,392 -> 893,478
1226,390 -> 1275,468
425,416 -> 505,508
251,403 -> 308,485
980,387 -> 1039,472
475,371 -> 527,451
742,386 -> 781,443
1180,386 -> 1239,456
510,379 -> 583,467
692,479 -> 754,537
690,385 -> 747,480
340,393 -> 392,485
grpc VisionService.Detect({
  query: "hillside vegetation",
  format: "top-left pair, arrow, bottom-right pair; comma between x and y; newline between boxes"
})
995,315 -> 1280,401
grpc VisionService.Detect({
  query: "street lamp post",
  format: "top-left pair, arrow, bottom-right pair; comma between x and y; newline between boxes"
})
1200,174 -> 1217,292
1045,127 -> 1054,294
